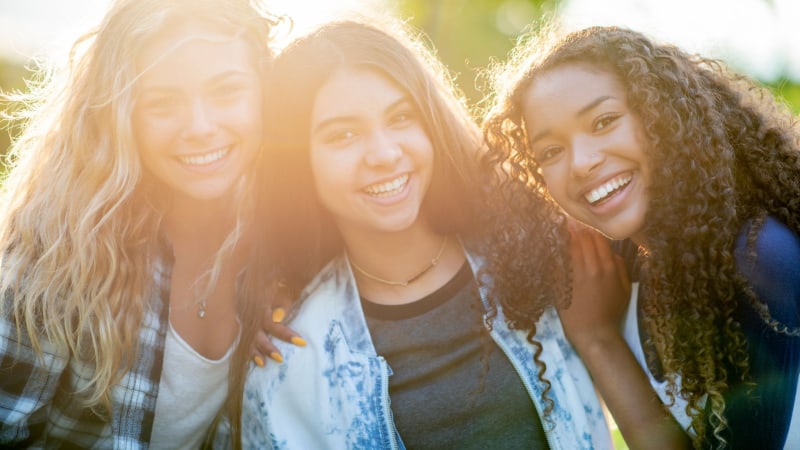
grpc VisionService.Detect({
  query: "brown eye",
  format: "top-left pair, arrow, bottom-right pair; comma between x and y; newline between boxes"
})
326,129 -> 357,145
535,145 -> 563,163
593,113 -> 620,131
140,95 -> 181,116
389,110 -> 415,127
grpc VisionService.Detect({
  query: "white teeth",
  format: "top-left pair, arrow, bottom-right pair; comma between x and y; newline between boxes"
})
178,147 -> 229,166
585,174 -> 632,204
363,174 -> 409,197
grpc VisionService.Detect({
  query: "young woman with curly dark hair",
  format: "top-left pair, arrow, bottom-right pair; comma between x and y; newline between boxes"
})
484,25 -> 800,449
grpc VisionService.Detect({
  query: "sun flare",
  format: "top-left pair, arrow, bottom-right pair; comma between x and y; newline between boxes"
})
264,0 -> 391,45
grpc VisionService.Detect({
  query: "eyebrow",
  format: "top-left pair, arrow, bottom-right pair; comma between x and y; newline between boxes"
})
311,96 -> 410,135
528,95 -> 616,145
138,69 -> 252,95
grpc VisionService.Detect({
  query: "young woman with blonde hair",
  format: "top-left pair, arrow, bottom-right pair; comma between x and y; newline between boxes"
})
0,0 -> 280,447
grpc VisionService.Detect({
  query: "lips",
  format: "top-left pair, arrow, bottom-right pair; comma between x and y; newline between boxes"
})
176,146 -> 230,166
583,173 -> 632,205
362,173 -> 409,198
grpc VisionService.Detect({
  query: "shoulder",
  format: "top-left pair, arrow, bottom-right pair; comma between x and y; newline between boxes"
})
735,216 -> 800,327
735,216 -> 800,279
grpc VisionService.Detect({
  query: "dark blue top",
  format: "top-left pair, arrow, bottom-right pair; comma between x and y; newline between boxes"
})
720,216 -> 800,449
614,216 -> 800,449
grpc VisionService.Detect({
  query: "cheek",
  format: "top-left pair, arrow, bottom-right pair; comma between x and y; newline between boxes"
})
540,168 -> 567,201
407,130 -> 435,172
132,113 -> 178,156
238,99 -> 264,138
309,151 -> 343,206
309,152 -> 327,191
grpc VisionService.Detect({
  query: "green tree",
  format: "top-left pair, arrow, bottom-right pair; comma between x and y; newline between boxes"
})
0,57 -> 30,167
396,0 -> 800,115
398,0 -> 557,105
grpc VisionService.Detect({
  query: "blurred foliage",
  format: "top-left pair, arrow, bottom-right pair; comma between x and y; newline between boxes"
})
0,58 -> 30,169
397,0 -> 558,105
769,79 -> 800,114
396,0 -> 800,118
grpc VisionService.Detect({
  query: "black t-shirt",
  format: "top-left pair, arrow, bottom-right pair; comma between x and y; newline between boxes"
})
362,263 -> 549,450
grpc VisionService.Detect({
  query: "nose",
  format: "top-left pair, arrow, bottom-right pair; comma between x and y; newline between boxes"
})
183,99 -> 218,141
364,129 -> 402,168
570,136 -> 604,178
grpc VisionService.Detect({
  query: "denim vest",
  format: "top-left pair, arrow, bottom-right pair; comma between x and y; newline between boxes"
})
240,247 -> 612,449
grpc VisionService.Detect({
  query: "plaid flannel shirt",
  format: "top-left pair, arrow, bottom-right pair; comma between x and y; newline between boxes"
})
0,263 -> 170,449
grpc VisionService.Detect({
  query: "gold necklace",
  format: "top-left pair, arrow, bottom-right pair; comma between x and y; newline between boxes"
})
349,236 -> 448,287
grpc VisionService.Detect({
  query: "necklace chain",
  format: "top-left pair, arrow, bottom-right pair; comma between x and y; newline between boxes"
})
349,236 -> 448,287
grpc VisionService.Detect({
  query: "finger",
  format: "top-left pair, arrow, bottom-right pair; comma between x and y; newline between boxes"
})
253,331 -> 284,365
268,321 -> 307,347
265,306 -> 306,346
261,305 -> 276,330
273,279 -> 295,310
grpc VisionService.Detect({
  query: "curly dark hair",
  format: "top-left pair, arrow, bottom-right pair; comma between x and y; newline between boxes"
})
483,25 -> 800,448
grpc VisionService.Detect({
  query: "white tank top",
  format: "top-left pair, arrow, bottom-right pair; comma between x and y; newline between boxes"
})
622,282 -> 695,434
149,322 -> 237,449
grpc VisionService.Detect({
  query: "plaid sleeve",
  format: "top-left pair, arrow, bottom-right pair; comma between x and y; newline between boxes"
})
0,310 -> 69,447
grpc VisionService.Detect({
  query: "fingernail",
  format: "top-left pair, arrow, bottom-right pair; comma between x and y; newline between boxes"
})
272,308 -> 286,323
290,336 -> 307,347
269,352 -> 284,364
253,356 -> 265,368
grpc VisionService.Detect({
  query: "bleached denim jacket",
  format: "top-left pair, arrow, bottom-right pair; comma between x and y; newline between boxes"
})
240,245 -> 612,450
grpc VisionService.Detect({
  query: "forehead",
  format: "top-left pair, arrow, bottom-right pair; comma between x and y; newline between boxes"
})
312,67 -> 408,119
523,63 -> 626,115
135,19 -> 257,80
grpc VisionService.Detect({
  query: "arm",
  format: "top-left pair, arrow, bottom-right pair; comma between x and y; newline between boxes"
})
0,311 -> 68,447
558,226 -> 690,450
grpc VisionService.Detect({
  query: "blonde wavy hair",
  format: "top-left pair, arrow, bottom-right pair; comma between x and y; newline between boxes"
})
0,0 -> 278,412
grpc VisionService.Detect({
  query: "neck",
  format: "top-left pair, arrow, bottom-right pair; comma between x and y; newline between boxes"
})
341,224 -> 465,305
630,232 -> 646,249
165,194 -> 238,243
341,222 -> 436,273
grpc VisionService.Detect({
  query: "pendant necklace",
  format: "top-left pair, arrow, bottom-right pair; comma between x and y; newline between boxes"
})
197,301 -> 207,318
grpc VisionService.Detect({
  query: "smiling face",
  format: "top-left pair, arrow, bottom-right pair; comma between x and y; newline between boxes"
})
522,63 -> 651,242
132,20 -> 263,205
309,67 -> 434,238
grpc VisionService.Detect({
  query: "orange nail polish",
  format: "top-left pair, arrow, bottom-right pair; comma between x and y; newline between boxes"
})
290,336 -> 307,347
269,352 -> 284,364
272,308 -> 286,323
253,356 -> 265,368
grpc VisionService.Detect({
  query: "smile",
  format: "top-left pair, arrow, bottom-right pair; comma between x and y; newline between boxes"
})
363,174 -> 409,198
177,147 -> 230,166
584,173 -> 632,205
